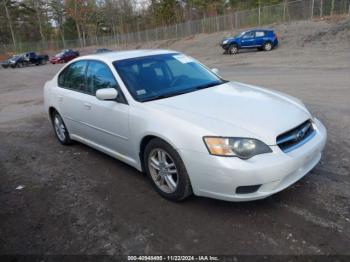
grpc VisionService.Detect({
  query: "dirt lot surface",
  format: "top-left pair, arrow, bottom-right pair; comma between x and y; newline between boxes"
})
1,18 -> 350,255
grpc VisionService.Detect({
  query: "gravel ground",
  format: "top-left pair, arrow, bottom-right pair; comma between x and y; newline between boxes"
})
0,18 -> 349,256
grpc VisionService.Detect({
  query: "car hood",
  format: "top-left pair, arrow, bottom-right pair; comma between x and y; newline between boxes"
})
147,82 -> 311,145
8,57 -> 20,62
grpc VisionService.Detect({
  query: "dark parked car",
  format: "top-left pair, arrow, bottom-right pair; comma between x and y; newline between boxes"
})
1,52 -> 48,68
23,51 -> 49,65
50,49 -> 79,64
94,48 -> 112,54
1,54 -> 26,68
221,29 -> 278,54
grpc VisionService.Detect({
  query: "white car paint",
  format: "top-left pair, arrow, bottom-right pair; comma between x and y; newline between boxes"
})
44,50 -> 327,201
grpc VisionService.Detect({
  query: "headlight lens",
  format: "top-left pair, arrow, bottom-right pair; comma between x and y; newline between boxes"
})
203,137 -> 272,159
222,40 -> 229,45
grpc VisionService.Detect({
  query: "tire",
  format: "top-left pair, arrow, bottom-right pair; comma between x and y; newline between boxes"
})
16,62 -> 23,68
51,111 -> 72,145
263,42 -> 273,51
228,44 -> 238,54
144,138 -> 192,201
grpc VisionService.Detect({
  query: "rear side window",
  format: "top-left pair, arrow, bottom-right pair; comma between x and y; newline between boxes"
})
256,31 -> 265,37
58,60 -> 87,92
86,61 -> 118,95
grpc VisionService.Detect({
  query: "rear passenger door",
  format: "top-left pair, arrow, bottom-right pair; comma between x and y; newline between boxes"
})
255,31 -> 266,47
79,60 -> 131,158
56,60 -> 89,136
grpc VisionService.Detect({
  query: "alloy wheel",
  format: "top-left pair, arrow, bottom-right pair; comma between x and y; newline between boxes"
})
148,148 -> 178,193
54,115 -> 66,142
265,43 -> 272,51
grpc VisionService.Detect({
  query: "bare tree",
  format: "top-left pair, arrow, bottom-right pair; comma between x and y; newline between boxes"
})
3,0 -> 16,48
34,0 -> 46,43
49,0 -> 66,47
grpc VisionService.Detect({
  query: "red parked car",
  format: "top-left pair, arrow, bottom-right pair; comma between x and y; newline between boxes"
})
50,49 -> 79,64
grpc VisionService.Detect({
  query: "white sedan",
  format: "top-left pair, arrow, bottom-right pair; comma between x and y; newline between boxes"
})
44,50 -> 327,202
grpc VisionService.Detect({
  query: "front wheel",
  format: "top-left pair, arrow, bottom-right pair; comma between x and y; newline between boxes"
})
52,111 -> 72,145
144,138 -> 192,201
228,44 -> 238,54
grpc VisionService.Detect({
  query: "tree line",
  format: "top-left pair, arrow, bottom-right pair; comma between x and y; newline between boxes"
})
1,0 -> 284,48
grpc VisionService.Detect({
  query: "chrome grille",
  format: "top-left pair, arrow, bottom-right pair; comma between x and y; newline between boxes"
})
277,119 -> 315,153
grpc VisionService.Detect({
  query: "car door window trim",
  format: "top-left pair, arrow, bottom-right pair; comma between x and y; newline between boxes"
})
58,59 -> 128,105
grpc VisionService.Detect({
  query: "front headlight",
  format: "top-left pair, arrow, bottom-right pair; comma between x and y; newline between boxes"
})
222,40 -> 229,45
203,137 -> 272,159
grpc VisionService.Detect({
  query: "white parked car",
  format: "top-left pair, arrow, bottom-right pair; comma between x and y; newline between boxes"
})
44,50 -> 327,202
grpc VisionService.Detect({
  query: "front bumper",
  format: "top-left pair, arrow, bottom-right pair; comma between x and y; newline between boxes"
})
220,43 -> 229,50
179,118 -> 327,202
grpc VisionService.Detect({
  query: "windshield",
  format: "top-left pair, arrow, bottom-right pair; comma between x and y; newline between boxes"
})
234,32 -> 245,38
113,53 -> 225,102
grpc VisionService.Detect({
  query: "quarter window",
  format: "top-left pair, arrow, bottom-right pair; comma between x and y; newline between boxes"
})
86,61 -> 118,95
58,60 -> 87,92
256,31 -> 265,37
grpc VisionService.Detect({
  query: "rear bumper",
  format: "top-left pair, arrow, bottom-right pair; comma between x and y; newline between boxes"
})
179,118 -> 327,202
50,58 -> 61,64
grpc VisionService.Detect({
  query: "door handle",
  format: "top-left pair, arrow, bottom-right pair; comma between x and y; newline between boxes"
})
83,103 -> 92,110
58,96 -> 63,102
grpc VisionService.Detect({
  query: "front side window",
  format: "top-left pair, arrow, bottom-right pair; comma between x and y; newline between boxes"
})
58,60 -> 87,92
242,31 -> 255,39
113,53 -> 225,102
86,61 -> 118,95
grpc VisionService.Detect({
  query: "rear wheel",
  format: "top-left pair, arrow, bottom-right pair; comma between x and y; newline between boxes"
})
52,111 -> 72,145
263,42 -> 273,51
144,138 -> 192,201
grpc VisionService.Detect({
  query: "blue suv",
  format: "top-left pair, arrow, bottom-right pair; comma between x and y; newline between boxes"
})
221,29 -> 278,54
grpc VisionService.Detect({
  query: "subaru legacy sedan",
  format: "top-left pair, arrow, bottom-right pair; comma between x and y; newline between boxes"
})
44,50 -> 327,202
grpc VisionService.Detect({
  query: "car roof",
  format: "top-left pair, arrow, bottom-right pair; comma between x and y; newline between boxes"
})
76,49 -> 180,63
246,28 -> 274,32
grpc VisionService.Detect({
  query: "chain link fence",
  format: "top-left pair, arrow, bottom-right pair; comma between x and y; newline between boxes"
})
1,0 -> 350,54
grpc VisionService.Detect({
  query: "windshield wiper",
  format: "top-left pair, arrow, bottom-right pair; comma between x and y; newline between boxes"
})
143,81 -> 227,102
143,91 -> 190,102
194,81 -> 225,90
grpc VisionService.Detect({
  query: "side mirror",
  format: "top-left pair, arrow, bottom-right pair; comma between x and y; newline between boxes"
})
211,68 -> 220,75
96,88 -> 118,101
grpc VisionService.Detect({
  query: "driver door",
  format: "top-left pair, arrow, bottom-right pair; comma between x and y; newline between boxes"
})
241,31 -> 256,47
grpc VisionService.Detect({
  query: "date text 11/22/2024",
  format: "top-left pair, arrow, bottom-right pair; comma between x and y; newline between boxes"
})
127,255 -> 219,261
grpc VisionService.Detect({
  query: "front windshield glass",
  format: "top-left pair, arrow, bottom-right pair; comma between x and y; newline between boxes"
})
113,53 -> 225,102
234,32 -> 245,38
